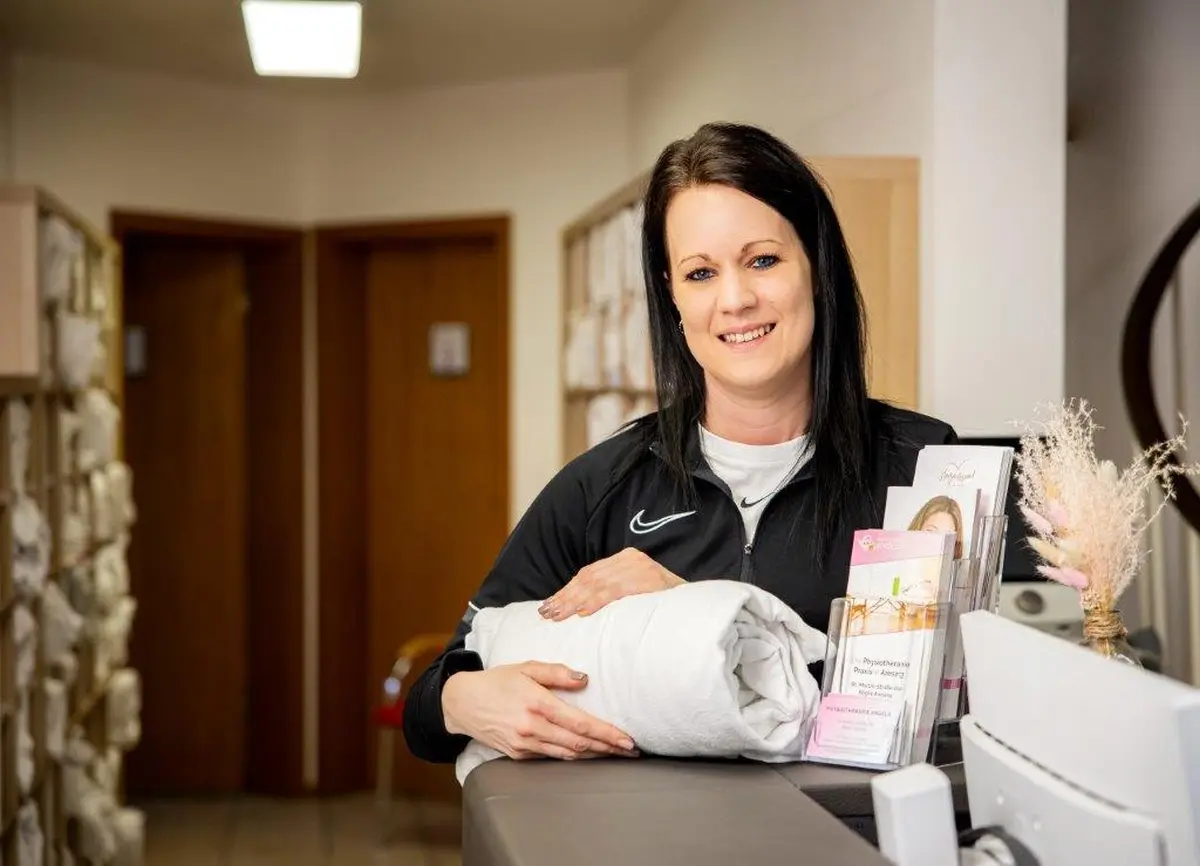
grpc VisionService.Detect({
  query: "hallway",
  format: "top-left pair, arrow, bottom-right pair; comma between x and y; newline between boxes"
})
139,793 -> 462,866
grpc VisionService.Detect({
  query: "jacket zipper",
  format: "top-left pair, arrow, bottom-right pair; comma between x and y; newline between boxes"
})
688,457 -> 814,587
739,533 -> 754,583
737,470 -> 815,584
689,471 -> 757,584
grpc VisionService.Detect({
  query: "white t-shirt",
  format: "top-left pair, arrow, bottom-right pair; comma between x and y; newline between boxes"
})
698,425 -> 811,544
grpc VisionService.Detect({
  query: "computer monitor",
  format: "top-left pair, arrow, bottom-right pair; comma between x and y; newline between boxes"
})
958,610 -> 1200,865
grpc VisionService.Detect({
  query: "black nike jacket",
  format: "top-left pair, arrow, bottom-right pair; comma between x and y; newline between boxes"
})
402,399 -> 957,763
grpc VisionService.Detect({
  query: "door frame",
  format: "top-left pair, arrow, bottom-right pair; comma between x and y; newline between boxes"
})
109,210 -> 308,795
313,214 -> 510,793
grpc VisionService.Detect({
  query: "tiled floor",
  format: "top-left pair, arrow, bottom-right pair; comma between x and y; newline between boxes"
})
136,793 -> 462,866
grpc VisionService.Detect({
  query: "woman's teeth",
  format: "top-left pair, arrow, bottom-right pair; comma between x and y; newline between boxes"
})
721,324 -> 775,344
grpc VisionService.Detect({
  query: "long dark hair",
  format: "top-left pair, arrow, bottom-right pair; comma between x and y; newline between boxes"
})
639,121 -> 872,568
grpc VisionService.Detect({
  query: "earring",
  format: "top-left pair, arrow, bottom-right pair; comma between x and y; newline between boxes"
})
678,320 -> 684,333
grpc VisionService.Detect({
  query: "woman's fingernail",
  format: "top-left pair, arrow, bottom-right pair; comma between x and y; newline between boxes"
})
571,670 -> 587,681
620,737 -> 635,750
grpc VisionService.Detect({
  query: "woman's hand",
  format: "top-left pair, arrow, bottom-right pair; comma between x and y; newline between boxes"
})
538,547 -> 684,621
442,662 -> 639,761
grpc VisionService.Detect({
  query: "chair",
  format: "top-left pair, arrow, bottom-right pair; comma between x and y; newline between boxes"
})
374,632 -> 453,842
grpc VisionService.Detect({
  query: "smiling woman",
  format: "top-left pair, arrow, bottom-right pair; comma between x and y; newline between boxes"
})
640,123 -> 876,558
401,121 -> 957,770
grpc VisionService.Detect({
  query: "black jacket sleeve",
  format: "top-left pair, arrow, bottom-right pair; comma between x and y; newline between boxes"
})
402,452 -> 601,763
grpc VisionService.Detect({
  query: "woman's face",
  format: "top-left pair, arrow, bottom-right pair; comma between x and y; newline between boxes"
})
921,511 -> 957,536
665,184 -> 815,398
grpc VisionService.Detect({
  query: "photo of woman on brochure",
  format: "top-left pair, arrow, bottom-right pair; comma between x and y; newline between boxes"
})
906,495 -> 965,559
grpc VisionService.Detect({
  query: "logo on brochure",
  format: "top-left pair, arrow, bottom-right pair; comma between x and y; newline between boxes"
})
857,533 -> 901,553
936,460 -> 977,487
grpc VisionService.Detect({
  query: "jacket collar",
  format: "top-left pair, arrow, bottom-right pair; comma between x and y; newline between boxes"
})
649,422 -> 817,489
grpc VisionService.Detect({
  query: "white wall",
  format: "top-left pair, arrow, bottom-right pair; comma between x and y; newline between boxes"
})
928,0 -> 1067,434
1066,0 -> 1200,677
11,55 -> 310,226
10,54 -> 631,520
627,0 -> 933,171
627,0 -> 1067,437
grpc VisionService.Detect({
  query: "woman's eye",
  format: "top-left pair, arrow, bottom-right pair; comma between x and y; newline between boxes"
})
749,254 -> 779,269
684,267 -> 715,282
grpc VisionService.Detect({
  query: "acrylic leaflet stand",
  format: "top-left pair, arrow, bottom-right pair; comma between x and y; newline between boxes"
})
800,516 -> 1009,773
927,514 -> 1008,765
938,515 -> 1009,722
801,597 -> 952,771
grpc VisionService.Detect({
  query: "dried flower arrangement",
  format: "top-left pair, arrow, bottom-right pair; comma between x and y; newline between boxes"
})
1013,399 -> 1200,664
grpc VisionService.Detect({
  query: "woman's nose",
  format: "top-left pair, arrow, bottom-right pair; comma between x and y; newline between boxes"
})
715,271 -> 755,313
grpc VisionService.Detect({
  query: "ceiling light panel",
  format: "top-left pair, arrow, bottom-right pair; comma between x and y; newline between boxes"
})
242,0 -> 362,78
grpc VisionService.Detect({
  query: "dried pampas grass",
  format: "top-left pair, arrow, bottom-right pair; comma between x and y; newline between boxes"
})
1012,399 -> 1199,614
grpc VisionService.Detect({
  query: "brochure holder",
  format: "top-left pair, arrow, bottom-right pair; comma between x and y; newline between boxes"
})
927,515 -> 1008,764
936,514 -> 1008,723
802,598 -> 952,772
802,517 -> 1009,772
970,514 -> 1009,615
934,558 -> 977,722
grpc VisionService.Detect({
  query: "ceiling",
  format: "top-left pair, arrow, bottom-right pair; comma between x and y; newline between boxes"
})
0,0 -> 679,91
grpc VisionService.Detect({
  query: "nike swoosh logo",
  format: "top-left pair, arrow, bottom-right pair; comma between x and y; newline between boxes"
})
740,494 -> 770,508
629,509 -> 697,535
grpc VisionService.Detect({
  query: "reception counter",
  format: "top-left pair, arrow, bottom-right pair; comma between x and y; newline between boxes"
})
462,758 -> 969,866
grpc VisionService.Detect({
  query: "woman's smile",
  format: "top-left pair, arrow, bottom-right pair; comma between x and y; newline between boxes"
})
719,322 -> 776,348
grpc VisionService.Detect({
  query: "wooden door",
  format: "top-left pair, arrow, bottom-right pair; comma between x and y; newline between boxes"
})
365,236 -> 509,798
809,157 -> 920,409
122,240 -> 248,795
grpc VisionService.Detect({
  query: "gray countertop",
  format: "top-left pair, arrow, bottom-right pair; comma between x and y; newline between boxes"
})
462,758 -> 960,866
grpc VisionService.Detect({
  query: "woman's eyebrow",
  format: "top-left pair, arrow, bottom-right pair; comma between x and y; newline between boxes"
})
676,239 -> 782,267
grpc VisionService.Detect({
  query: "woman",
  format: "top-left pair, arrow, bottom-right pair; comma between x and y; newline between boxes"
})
402,121 -> 956,766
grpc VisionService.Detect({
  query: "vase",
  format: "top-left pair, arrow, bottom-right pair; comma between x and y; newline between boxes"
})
1079,606 -> 1143,667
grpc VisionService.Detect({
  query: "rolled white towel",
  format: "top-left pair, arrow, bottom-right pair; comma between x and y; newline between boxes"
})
456,579 -> 828,784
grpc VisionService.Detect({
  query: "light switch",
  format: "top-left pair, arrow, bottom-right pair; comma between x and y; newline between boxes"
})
429,322 -> 470,377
